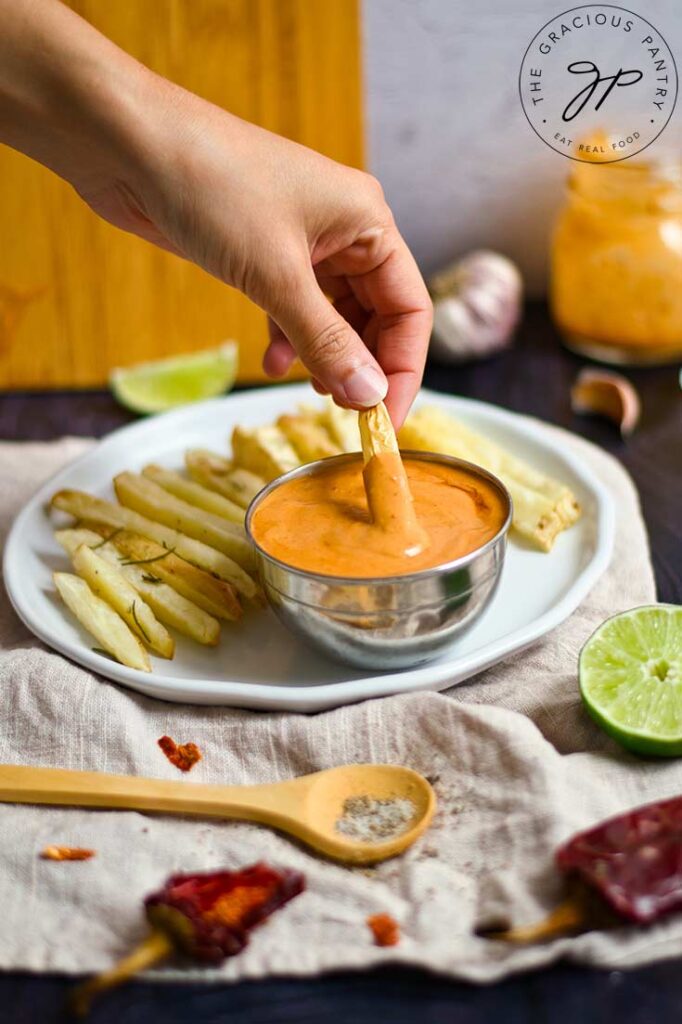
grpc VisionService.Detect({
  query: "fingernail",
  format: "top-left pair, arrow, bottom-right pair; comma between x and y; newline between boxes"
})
342,366 -> 388,407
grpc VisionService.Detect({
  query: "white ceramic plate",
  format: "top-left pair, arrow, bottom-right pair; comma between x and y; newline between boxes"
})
4,385 -> 614,711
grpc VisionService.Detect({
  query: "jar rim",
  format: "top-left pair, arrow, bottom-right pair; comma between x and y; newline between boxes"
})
568,156 -> 682,210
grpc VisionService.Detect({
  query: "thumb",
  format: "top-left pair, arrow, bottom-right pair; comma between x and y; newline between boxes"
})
271,269 -> 388,409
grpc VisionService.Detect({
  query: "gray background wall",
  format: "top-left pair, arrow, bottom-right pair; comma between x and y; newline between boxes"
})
362,0 -> 682,295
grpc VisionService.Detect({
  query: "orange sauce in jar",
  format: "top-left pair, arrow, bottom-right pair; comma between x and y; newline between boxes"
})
250,455 -> 507,579
551,158 -> 682,364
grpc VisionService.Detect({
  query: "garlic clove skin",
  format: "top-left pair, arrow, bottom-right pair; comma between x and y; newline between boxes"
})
429,251 -> 523,364
570,369 -> 641,436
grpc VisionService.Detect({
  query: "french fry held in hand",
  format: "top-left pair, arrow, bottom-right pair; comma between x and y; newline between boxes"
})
71,543 -> 174,658
359,402 -> 427,551
184,449 -> 265,509
114,472 -> 256,572
50,489 -> 258,600
53,572 -> 150,672
276,414 -> 341,462
83,526 -> 243,623
231,425 -> 300,482
55,529 -> 220,646
399,406 -> 581,551
142,465 -> 244,524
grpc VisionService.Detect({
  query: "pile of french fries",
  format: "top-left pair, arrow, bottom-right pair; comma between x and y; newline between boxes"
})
50,460 -> 266,672
49,396 -> 580,672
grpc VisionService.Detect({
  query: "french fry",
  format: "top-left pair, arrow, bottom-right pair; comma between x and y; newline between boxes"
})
399,405 -> 581,551
185,449 -> 265,509
407,407 -> 576,507
359,401 -> 400,464
50,490 -> 258,600
119,577 -> 219,646
315,397 -> 362,452
401,406 -> 580,543
89,528 -> 243,623
114,473 -> 256,571
53,572 -> 150,672
276,414 -> 341,462
359,402 -> 425,545
55,526 -> 109,558
71,544 -> 174,659
231,425 -> 300,482
142,465 -> 245,524
55,529 -> 220,646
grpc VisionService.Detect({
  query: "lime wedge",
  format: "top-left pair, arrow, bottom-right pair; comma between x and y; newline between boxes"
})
580,605 -> 682,756
110,342 -> 238,414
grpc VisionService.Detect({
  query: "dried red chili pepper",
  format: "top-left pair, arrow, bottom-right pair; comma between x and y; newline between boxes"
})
479,794 -> 682,943
71,863 -> 304,1015
367,913 -> 400,947
557,794 -> 682,923
158,735 -> 202,772
145,862 -> 305,962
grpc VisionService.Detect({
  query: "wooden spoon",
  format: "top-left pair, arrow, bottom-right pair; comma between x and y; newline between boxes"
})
0,761 -> 435,864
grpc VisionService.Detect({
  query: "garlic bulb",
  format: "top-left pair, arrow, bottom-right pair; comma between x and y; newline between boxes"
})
428,251 -> 523,363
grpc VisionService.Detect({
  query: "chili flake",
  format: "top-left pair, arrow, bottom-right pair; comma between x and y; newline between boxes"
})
41,846 -> 95,861
158,735 -> 202,773
367,912 -> 400,947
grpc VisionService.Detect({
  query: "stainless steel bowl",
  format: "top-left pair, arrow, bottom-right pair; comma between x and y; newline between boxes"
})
245,452 -> 512,671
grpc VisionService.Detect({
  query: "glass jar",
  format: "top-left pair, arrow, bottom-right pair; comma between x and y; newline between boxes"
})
550,159 -> 682,364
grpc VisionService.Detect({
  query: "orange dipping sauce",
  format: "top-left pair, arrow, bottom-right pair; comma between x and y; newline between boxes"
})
250,455 -> 507,579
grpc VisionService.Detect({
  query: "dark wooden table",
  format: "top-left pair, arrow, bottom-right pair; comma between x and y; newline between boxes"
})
2,305 -> 681,1022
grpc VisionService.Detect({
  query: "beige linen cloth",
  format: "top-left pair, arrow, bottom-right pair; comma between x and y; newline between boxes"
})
0,430 -> 680,984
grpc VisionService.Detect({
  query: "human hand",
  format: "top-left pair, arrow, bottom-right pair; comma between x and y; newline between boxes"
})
84,91 -> 431,425
0,0 -> 432,425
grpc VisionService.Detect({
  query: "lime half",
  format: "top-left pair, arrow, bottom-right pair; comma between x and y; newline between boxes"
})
580,605 -> 682,757
110,342 -> 238,414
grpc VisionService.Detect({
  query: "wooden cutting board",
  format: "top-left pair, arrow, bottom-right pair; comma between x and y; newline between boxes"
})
0,0 -> 363,388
